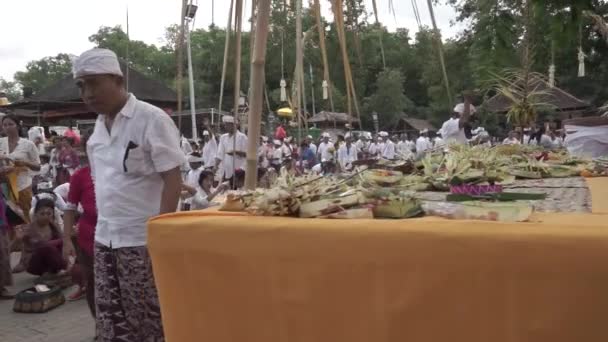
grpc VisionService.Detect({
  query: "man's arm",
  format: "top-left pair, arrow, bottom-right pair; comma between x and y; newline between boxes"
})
159,166 -> 182,214
459,92 -> 473,129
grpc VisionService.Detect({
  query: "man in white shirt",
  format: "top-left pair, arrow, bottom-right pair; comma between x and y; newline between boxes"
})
180,135 -> 193,155
307,135 -> 318,156
354,134 -> 369,156
317,133 -> 334,162
416,130 -> 432,158
405,134 -> 416,152
74,48 -> 183,341
503,131 -> 521,145
270,140 -> 283,170
201,130 -> 218,169
440,95 -> 474,145
396,134 -> 408,155
337,136 -> 358,171
395,134 -> 414,160
215,115 -> 248,188
378,131 -> 395,160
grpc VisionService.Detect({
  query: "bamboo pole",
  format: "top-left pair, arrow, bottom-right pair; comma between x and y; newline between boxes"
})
426,0 -> 452,107
218,0 -> 235,119
245,0 -> 272,190
295,0 -> 304,141
247,0 -> 257,132
371,0 -> 387,69
313,0 -> 334,112
232,0 -> 244,187
177,0 -> 188,132
332,0 -> 361,127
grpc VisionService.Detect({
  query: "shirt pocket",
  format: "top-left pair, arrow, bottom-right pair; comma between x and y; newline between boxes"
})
122,141 -> 147,175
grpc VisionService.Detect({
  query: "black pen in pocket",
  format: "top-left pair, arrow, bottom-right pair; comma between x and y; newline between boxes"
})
123,141 -> 139,172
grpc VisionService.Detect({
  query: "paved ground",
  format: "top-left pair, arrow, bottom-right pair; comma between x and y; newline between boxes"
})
0,253 -> 95,342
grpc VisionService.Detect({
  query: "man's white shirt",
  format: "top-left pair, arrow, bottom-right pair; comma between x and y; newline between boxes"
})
202,138 -> 218,168
337,144 -> 358,169
440,118 -> 467,144
216,131 -> 248,179
87,94 -> 185,248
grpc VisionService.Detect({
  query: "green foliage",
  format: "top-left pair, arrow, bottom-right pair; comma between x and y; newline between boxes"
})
0,78 -> 22,102
14,53 -> 72,95
363,68 -> 414,126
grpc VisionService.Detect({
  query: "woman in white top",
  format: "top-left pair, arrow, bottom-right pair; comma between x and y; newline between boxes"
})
0,115 -> 41,219
182,170 -> 229,210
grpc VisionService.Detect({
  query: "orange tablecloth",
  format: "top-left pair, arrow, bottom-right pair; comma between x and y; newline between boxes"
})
148,178 -> 608,342
585,177 -> 608,214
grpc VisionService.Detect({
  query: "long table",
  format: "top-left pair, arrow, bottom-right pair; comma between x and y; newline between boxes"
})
148,177 -> 608,342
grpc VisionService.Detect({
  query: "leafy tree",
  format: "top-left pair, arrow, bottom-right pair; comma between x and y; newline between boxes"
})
363,68 -> 414,127
13,53 -> 72,95
0,78 -> 22,102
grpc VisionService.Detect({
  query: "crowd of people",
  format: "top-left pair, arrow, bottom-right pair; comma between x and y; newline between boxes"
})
176,96 -> 567,196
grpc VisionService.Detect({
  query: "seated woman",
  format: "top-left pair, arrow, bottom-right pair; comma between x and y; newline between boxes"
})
182,170 -> 228,210
18,198 -> 66,277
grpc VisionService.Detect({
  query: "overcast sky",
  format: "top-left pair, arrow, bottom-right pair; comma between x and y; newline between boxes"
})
0,0 -> 462,81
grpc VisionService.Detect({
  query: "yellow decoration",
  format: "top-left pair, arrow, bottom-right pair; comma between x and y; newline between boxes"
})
277,107 -> 293,118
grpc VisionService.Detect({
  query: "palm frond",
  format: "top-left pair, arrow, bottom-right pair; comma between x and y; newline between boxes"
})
489,69 -> 556,128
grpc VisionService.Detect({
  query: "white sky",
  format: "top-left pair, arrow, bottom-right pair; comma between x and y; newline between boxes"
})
0,0 -> 461,81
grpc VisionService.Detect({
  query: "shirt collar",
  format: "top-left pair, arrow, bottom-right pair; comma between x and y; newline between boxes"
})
117,94 -> 137,119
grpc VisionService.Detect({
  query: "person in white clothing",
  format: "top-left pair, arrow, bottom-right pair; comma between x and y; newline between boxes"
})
317,133 -> 334,162
549,131 -> 563,149
502,131 -> 521,145
180,136 -> 193,155
75,48 -> 184,340
307,135 -> 318,156
405,134 -> 416,152
269,140 -> 283,170
354,134 -> 370,156
416,129 -> 432,158
215,115 -> 248,187
378,131 -> 395,159
395,134 -> 414,160
201,130 -> 218,169
440,94 -> 474,145
337,136 -> 358,171
181,170 -> 229,210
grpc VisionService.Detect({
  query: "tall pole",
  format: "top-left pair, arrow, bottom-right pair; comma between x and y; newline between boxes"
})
186,23 -> 198,141
218,0 -> 235,124
177,0 -> 187,133
426,0 -> 452,106
125,7 -> 130,92
245,0 -> 272,190
247,0 -> 258,133
232,0 -> 244,186
295,0 -> 304,141
371,0 -> 386,69
310,63 -> 316,116
313,0 -> 334,112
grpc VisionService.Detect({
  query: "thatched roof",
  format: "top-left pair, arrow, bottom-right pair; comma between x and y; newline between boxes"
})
485,78 -> 590,113
399,117 -> 436,131
4,60 -> 177,110
308,111 -> 359,123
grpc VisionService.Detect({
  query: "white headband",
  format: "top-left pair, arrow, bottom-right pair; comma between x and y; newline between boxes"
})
73,48 -> 123,79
